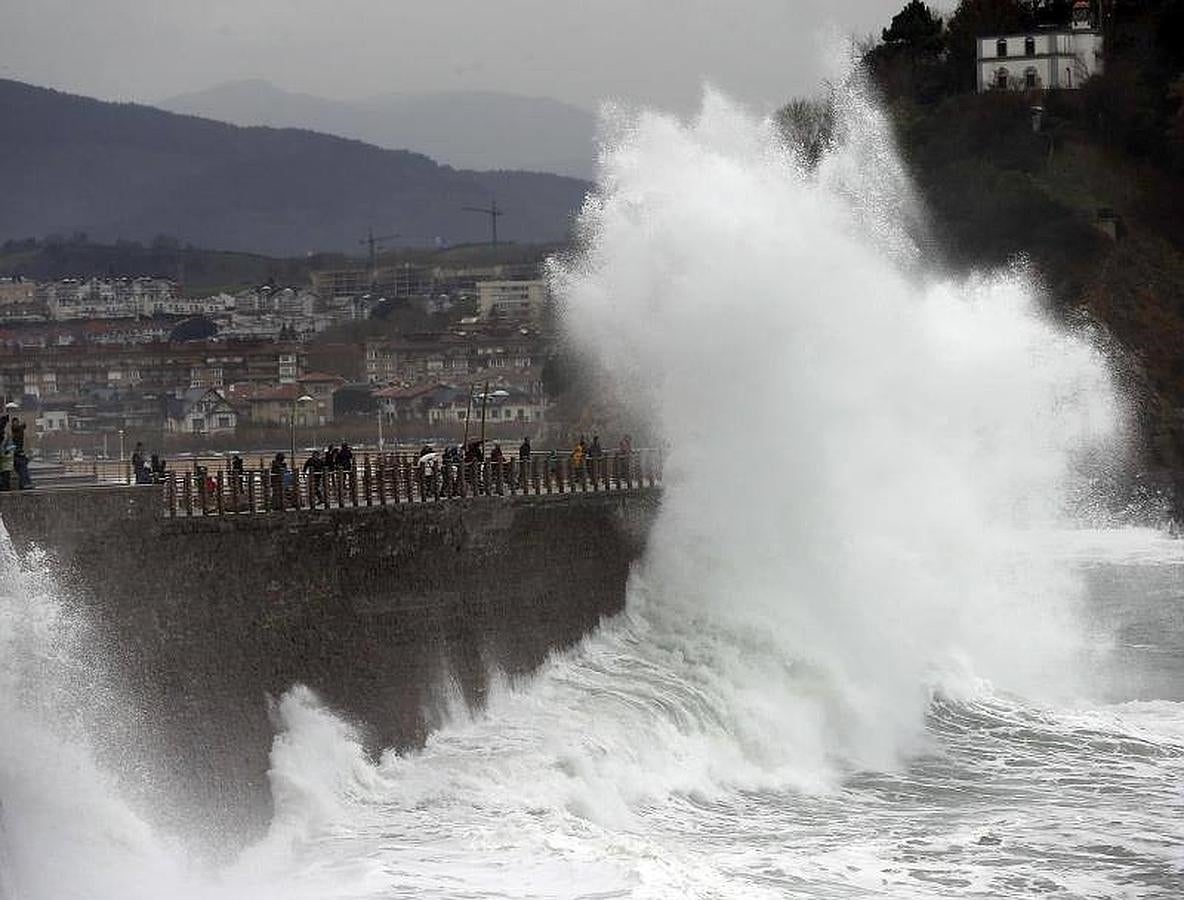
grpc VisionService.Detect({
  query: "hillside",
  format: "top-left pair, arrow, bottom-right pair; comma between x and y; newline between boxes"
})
160,80 -> 598,179
859,0 -> 1184,510
0,79 -> 591,257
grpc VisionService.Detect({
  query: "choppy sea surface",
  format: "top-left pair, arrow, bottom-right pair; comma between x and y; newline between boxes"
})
224,528 -> 1180,900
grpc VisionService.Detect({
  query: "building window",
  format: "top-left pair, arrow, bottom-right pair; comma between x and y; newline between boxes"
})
996,39 -> 1007,58
996,68 -> 1009,89
1025,67 -> 1038,89
1024,37 -> 1036,57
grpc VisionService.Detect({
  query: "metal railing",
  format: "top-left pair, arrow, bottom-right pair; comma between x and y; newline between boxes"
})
162,450 -> 662,517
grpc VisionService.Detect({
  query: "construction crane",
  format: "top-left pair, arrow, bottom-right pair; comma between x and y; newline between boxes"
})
462,198 -> 504,249
359,227 -> 400,287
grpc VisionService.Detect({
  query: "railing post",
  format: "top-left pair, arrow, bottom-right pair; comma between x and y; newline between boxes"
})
377,455 -> 388,505
165,475 -> 175,517
247,471 -> 257,514
334,469 -> 344,508
363,456 -> 373,506
400,456 -> 412,503
349,463 -> 359,507
216,471 -> 225,516
183,473 -> 193,517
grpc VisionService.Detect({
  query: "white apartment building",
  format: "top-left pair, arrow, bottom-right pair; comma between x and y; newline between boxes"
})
37,277 -> 180,320
977,1 -> 1102,92
477,280 -> 547,323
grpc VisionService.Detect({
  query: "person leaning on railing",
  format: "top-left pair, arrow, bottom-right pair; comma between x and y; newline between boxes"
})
270,453 -> 288,510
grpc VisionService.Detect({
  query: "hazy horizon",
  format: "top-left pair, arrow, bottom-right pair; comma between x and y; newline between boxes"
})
0,0 -> 907,117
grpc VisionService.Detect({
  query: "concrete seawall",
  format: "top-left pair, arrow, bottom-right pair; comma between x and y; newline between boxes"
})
0,486 -> 660,841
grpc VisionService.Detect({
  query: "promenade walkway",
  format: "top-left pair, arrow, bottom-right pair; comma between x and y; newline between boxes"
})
164,450 -> 662,517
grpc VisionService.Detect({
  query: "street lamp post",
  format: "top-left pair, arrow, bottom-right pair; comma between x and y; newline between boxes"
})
377,407 -> 384,451
290,394 -> 315,465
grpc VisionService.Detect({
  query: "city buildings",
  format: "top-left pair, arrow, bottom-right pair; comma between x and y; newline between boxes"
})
0,261 -> 557,448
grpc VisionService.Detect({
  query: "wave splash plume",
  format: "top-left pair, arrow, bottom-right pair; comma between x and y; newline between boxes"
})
552,80 -> 1122,785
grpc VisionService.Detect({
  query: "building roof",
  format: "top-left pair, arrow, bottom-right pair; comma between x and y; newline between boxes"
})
164,387 -> 232,419
373,382 -> 451,400
228,383 -> 305,403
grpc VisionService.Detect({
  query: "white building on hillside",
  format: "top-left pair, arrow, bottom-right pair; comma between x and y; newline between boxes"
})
977,1 -> 1103,92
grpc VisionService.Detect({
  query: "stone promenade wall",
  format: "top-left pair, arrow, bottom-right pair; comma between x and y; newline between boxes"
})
0,486 -> 659,843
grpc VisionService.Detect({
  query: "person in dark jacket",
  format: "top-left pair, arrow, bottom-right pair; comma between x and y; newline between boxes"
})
132,442 -> 151,484
270,453 -> 288,509
303,449 -> 325,507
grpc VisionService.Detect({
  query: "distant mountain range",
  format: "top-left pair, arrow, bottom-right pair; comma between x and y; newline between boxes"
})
159,80 -> 599,179
0,79 -> 591,257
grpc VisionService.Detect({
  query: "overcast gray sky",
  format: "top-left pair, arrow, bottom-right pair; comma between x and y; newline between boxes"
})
0,0 -> 914,113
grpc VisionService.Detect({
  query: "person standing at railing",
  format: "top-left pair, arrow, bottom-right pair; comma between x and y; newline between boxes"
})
0,431 -> 13,492
11,417 -> 31,490
270,453 -> 288,510
150,453 -> 167,484
589,435 -> 603,483
132,442 -> 151,485
228,454 -> 245,510
571,437 -> 587,487
490,443 -> 505,494
303,448 -> 325,508
618,434 -> 632,483
518,436 -> 532,490
443,444 -> 460,496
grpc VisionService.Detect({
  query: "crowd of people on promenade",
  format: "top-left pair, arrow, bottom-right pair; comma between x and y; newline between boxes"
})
0,414 -> 32,491
412,432 -> 637,498
156,433 -> 649,513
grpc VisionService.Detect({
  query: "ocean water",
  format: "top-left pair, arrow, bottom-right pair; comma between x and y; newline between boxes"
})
3,80 -> 1183,898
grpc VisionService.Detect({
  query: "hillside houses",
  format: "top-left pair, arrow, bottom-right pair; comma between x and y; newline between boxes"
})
0,262 -> 558,448
374,382 -> 547,429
